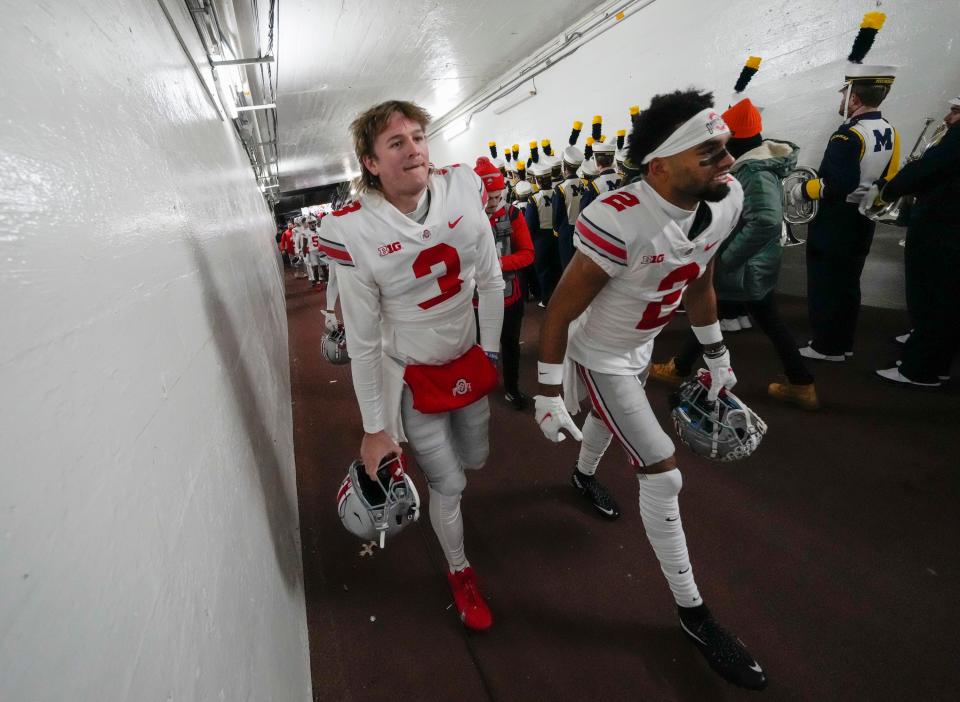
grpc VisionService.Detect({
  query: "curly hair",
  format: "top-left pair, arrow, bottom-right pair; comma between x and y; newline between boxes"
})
627,89 -> 715,173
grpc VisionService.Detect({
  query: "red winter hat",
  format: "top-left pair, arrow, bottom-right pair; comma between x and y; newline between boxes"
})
474,157 -> 505,192
722,98 -> 762,139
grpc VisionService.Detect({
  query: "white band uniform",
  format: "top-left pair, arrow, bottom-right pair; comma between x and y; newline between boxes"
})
641,108 -> 731,164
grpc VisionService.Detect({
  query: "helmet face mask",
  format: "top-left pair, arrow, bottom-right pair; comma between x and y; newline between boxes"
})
669,370 -> 767,462
321,326 -> 350,364
337,455 -> 420,548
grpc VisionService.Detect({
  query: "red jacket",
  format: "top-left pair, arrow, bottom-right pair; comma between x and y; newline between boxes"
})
279,228 -> 295,254
490,204 -> 534,307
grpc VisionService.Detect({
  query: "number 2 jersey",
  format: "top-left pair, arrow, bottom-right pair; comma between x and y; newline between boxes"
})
568,177 -> 744,375
318,165 -> 504,434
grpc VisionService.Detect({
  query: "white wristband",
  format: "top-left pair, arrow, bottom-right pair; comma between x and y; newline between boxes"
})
537,361 -> 564,386
692,322 -> 723,346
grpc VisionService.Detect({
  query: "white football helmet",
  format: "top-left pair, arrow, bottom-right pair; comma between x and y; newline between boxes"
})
670,369 -> 767,462
337,455 -> 420,548
321,325 -> 350,365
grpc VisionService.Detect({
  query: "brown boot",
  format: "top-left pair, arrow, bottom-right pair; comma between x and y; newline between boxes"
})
767,380 -> 820,410
649,358 -> 687,388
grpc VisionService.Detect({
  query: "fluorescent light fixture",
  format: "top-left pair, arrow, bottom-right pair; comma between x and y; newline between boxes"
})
492,86 -> 537,115
443,117 -> 470,141
212,56 -> 274,67
236,103 -> 276,112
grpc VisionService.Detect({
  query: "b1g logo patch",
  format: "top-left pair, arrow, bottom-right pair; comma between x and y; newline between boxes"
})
641,254 -> 665,264
378,241 -> 402,257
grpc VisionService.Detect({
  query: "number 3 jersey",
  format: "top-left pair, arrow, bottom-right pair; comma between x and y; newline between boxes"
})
568,177 -> 744,375
319,165 -> 504,434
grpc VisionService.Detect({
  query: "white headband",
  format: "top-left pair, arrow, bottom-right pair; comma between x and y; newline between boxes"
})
641,108 -> 730,164
950,96 -> 960,108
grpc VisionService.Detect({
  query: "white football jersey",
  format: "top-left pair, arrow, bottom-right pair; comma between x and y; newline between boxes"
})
569,178 -> 744,374
319,164 -> 504,366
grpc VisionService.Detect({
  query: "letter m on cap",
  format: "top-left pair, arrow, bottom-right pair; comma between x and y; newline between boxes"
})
873,128 -> 893,152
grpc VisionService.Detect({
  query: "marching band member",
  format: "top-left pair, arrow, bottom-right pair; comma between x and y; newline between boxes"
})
876,95 -> 960,387
793,13 -> 900,361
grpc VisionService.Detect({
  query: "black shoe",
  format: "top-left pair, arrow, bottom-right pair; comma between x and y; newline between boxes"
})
678,605 -> 768,690
504,391 -> 530,411
571,468 -> 620,520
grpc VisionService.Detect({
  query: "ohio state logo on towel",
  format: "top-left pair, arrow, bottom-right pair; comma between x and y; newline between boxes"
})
403,346 -> 497,414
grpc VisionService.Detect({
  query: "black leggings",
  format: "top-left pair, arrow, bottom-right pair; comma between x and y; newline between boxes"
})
674,291 -> 814,385
501,300 -> 525,395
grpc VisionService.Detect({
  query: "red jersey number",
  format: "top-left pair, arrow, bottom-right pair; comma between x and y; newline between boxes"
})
414,243 -> 463,310
635,263 -> 701,330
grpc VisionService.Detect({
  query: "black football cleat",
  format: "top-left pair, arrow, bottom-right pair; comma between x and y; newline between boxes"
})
678,605 -> 768,690
571,467 -> 620,520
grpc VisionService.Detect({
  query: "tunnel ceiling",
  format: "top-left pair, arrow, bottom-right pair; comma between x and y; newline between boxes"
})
275,0 -> 608,191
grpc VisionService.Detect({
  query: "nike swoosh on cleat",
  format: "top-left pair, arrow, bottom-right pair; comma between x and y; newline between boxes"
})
596,505 -> 615,516
448,215 -> 463,228
679,620 -> 706,645
749,662 -> 763,673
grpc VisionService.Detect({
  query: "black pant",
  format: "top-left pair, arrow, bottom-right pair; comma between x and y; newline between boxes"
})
718,300 -> 747,319
899,223 -> 960,381
501,299 -> 525,395
533,230 -> 562,303
557,225 -> 576,270
805,200 -> 876,355
674,291 -> 814,385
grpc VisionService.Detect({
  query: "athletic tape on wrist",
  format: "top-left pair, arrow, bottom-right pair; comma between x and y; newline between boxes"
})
537,362 -> 564,386
692,322 -> 723,346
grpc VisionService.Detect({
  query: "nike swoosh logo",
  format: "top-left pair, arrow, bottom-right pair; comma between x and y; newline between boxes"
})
596,505 -> 615,516
679,620 -> 706,646
666,516 -> 679,522
448,215 -> 463,228
704,240 -> 719,251
538,413 -> 553,425
678,567 -> 690,574
749,662 -> 763,673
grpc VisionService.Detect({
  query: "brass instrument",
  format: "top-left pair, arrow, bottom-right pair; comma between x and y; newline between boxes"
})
781,165 -> 819,226
863,118 -> 948,225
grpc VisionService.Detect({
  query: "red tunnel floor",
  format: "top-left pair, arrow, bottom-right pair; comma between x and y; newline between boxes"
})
284,266 -> 960,701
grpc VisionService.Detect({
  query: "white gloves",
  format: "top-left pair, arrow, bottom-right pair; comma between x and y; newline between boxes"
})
703,349 -> 737,402
859,182 -> 884,216
324,310 -> 339,332
534,394 -> 582,443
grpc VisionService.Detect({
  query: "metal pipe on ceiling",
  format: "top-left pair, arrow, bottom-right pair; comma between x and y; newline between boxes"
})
427,0 -> 659,137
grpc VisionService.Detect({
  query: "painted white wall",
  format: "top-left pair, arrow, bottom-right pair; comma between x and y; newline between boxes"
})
431,0 -> 960,171
0,2 -> 310,701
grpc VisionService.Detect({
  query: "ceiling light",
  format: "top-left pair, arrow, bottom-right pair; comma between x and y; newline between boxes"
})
492,86 -> 537,115
443,117 -> 470,141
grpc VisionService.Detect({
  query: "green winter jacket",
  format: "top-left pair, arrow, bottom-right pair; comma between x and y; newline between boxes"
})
714,139 -> 798,301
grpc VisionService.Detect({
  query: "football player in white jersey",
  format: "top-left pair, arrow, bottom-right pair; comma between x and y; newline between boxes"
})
319,100 -> 504,631
532,89 -> 767,690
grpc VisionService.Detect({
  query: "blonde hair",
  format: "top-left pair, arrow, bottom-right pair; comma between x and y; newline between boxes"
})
350,100 -> 432,192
